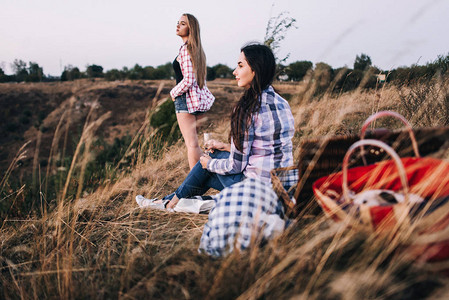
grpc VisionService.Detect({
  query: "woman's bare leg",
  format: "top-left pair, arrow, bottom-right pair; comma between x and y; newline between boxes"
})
176,112 -> 202,169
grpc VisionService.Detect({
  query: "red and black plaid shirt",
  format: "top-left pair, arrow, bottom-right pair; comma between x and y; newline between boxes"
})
170,42 -> 215,113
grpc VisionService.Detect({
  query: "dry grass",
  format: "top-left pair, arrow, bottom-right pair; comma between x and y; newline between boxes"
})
1,77 -> 449,299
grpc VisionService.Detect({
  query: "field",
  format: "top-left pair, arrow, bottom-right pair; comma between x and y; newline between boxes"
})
1,75 -> 449,299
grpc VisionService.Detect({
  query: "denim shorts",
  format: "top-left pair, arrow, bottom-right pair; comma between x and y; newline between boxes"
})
174,94 -> 189,113
174,94 -> 204,115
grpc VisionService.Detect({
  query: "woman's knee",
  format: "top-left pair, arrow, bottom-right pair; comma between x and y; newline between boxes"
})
185,139 -> 200,149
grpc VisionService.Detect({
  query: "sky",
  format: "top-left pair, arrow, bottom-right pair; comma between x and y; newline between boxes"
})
1,0 -> 448,76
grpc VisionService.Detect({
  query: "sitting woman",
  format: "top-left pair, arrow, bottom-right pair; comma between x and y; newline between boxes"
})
136,43 -> 295,210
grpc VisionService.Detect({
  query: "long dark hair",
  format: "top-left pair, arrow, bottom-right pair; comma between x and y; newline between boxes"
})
230,43 -> 276,152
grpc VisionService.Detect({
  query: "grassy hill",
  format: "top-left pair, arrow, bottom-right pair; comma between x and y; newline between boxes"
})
1,76 -> 449,299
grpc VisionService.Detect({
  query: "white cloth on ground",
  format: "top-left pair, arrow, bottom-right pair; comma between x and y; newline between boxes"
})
174,196 -> 215,213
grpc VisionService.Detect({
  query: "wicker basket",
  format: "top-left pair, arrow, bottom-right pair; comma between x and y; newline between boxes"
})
271,111 -> 449,218
312,139 -> 449,272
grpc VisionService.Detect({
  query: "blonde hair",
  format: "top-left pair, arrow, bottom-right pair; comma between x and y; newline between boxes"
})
183,13 -> 207,89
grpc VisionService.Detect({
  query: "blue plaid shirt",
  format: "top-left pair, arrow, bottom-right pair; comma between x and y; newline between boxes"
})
199,177 -> 285,257
206,86 -> 295,182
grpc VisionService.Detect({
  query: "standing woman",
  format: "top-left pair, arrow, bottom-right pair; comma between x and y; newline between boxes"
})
171,13 -> 215,169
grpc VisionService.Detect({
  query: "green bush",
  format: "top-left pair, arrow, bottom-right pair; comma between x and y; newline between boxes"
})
428,53 -> 449,76
105,69 -> 126,81
207,64 -> 233,81
19,115 -> 30,125
354,53 -> 372,71
207,66 -> 216,81
23,109 -> 32,117
6,122 -> 19,132
285,60 -> 313,81
61,66 -> 82,81
150,98 -> 180,144
331,68 -> 358,93
86,64 -> 104,78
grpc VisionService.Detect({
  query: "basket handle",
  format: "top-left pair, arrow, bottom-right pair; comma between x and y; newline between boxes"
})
360,111 -> 420,162
342,139 -> 410,204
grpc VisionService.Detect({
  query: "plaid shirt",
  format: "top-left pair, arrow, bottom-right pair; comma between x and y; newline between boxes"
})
199,177 -> 285,257
207,86 -> 295,182
170,42 -> 215,113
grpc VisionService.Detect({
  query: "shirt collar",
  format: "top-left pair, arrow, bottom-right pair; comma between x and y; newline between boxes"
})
261,85 -> 275,104
263,85 -> 274,93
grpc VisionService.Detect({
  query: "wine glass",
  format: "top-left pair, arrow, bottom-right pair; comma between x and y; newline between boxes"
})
203,133 -> 211,154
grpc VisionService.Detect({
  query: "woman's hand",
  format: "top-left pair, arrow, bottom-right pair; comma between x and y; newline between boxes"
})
204,139 -> 231,153
166,197 -> 179,209
200,154 -> 211,169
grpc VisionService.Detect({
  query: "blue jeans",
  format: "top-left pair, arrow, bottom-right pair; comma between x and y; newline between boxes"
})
162,150 -> 244,201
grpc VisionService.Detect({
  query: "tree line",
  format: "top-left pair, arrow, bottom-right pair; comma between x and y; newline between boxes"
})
1,53 -> 448,90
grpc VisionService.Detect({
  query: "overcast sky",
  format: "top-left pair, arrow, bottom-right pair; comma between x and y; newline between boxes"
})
1,0 -> 448,76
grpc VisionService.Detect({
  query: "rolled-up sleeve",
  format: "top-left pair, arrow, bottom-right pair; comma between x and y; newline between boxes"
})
207,125 -> 255,175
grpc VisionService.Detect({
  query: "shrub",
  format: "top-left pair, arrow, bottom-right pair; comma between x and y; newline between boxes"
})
150,98 -> 180,144
86,64 -> 104,78
6,122 -> 19,132
207,66 -> 216,81
331,68 -> 359,93
105,69 -> 126,81
429,53 -> 449,76
354,53 -> 372,71
61,66 -> 82,81
285,60 -> 313,81
19,115 -> 30,125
